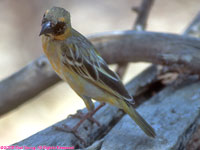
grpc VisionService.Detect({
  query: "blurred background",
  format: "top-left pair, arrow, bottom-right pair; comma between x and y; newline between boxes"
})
0,0 -> 199,145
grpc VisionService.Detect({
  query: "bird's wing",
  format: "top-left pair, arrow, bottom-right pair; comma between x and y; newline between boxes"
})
61,42 -> 133,103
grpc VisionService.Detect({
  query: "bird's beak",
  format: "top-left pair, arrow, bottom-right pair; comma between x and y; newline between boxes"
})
39,21 -> 53,36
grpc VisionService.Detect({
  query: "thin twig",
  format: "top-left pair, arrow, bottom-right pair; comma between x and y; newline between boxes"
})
133,0 -> 154,30
183,12 -> 200,37
116,0 -> 154,78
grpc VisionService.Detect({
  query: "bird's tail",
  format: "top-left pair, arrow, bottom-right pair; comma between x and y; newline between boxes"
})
120,100 -> 156,138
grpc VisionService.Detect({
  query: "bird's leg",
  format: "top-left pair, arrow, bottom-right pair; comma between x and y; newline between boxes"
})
69,110 -> 100,127
69,110 -> 100,126
54,103 -> 105,145
70,102 -> 105,129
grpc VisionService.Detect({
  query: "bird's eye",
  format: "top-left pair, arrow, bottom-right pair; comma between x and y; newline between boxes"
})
41,18 -> 48,25
53,22 -> 66,35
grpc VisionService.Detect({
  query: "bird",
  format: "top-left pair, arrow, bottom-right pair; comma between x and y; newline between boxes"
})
39,6 -> 156,138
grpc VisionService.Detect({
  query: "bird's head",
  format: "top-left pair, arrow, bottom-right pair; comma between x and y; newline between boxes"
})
40,7 -> 71,39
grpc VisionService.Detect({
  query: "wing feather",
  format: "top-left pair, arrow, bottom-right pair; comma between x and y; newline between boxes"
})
61,42 -> 133,103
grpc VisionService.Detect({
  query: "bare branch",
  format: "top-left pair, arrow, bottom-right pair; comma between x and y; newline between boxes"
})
100,78 -> 200,150
183,12 -> 200,37
133,0 -> 154,30
126,65 -> 158,97
0,56 -> 60,116
91,30 -> 200,72
115,62 -> 128,79
12,74 -> 200,149
116,0 -> 154,78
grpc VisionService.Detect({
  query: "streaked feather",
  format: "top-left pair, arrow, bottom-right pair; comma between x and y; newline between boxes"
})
61,40 -> 133,103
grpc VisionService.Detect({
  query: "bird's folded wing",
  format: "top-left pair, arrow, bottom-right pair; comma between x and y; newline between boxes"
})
61,43 -> 133,103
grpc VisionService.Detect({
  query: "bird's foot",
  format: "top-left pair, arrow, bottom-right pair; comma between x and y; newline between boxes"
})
69,110 -> 101,127
54,103 -> 106,145
69,102 -> 106,128
54,124 -> 87,145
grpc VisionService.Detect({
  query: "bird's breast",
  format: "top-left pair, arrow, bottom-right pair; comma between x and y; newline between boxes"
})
42,35 -> 64,78
41,35 -> 107,100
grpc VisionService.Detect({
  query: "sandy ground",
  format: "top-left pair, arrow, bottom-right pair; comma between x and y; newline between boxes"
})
0,0 -> 200,145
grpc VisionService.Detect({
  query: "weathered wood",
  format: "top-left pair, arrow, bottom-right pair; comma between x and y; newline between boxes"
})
12,104 -> 123,149
126,65 -> 158,97
91,31 -> 200,70
100,77 -> 200,150
0,56 -> 60,116
10,75 -> 200,150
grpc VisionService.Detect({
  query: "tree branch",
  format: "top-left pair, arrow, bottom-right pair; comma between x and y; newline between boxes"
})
116,0 -> 154,78
132,0 -> 154,30
91,31 -> 200,72
12,73 -> 200,149
0,56 -> 60,116
183,12 -> 200,37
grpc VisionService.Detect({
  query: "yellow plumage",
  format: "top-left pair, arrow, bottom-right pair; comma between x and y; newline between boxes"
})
40,6 -> 156,138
